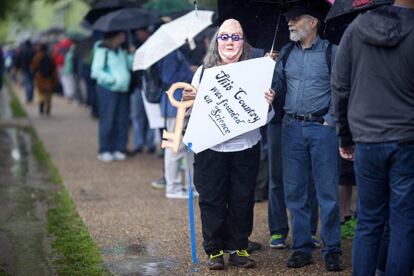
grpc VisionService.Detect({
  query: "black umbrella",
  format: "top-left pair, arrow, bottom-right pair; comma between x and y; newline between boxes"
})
82,0 -> 138,27
324,0 -> 394,44
218,0 -> 331,51
92,8 -> 161,32
326,0 -> 394,21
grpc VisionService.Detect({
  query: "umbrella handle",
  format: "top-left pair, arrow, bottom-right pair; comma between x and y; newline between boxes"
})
161,82 -> 195,153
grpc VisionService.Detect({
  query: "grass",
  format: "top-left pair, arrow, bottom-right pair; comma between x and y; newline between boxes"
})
0,268 -> 9,276
4,78 -> 27,118
7,83 -> 110,275
30,129 -> 111,276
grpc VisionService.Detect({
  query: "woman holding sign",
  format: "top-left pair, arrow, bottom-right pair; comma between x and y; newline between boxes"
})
183,19 -> 275,270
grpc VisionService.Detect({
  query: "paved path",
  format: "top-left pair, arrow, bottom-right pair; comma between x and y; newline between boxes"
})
13,85 -> 352,275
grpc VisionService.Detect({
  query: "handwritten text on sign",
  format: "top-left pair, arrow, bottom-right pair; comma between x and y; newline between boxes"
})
183,57 -> 275,153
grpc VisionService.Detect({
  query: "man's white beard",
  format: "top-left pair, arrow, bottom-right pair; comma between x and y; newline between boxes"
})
289,25 -> 312,42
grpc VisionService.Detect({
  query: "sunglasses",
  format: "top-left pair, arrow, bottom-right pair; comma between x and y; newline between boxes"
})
216,34 -> 244,42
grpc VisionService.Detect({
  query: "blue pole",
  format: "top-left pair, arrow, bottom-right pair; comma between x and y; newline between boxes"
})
187,142 -> 198,272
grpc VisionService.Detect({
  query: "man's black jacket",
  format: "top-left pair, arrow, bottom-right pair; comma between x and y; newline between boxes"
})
331,5 -> 414,146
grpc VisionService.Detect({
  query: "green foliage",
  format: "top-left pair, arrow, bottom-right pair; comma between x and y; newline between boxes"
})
0,268 -> 10,276
0,0 -> 34,21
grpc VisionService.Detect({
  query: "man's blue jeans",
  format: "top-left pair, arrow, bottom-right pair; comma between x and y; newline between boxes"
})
282,116 -> 341,256
352,142 -> 414,276
130,88 -> 155,151
97,85 -> 129,153
267,122 -> 319,237
23,71 -> 34,103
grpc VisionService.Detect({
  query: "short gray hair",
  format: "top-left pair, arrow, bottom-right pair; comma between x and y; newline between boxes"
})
203,29 -> 252,69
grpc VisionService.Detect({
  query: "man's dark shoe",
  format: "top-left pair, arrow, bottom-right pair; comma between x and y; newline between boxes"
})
207,250 -> 225,270
147,147 -> 156,154
228,250 -> 256,268
247,240 -> 262,254
286,251 -> 313,268
324,252 -> 343,272
127,148 -> 142,156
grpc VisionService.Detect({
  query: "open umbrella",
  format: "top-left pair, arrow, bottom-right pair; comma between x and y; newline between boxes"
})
324,0 -> 394,44
82,0 -> 138,27
92,8 -> 161,32
143,0 -> 193,14
133,10 -> 214,71
218,0 -> 331,50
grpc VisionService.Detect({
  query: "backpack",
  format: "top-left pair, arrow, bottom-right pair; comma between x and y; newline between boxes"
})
38,54 -> 55,77
143,63 -> 166,103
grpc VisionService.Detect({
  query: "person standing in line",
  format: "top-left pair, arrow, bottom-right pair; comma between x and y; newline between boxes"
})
331,1 -> 414,275
91,31 -> 133,162
30,44 -> 58,116
19,40 -> 36,103
183,19 -> 275,270
267,51 -> 320,250
130,27 -> 156,155
158,48 -> 194,199
271,2 -> 343,271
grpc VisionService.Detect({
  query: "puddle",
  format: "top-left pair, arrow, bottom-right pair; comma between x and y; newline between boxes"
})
105,258 -> 174,276
101,241 -> 175,275
0,88 -> 54,275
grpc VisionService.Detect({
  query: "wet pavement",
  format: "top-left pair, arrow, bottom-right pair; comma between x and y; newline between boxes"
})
0,90 -> 54,275
5,84 -> 353,275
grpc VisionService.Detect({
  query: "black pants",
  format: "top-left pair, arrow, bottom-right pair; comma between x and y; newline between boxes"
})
194,143 -> 260,254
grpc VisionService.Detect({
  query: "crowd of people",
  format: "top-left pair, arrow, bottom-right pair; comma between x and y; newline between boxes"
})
2,0 -> 413,275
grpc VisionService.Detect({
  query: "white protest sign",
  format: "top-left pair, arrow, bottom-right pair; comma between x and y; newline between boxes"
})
183,57 -> 275,153
142,91 -> 164,129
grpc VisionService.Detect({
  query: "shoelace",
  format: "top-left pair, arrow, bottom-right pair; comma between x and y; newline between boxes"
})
235,250 -> 249,257
209,250 -> 224,259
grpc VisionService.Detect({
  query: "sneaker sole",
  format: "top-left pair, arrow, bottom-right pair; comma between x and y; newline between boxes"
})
208,264 -> 225,270
286,259 -> 313,268
269,243 -> 287,249
228,261 -> 256,269
150,183 -> 166,189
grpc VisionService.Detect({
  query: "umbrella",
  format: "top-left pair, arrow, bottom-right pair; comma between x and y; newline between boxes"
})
82,0 -> 138,27
144,0 -> 193,14
92,8 -> 161,32
326,0 -> 394,21
133,10 -> 214,71
324,0 -> 394,44
218,0 -> 331,50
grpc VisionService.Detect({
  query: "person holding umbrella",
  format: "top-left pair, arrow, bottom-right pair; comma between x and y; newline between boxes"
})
183,19 -> 275,270
271,1 -> 343,271
91,31 -> 133,162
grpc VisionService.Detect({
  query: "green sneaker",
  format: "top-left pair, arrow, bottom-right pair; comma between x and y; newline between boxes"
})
312,235 -> 321,248
341,217 -> 356,239
269,234 -> 287,249
207,250 -> 225,270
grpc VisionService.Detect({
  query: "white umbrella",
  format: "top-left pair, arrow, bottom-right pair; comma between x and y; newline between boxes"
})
133,10 -> 214,71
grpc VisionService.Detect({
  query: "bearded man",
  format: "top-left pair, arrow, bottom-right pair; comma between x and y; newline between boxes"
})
271,1 -> 343,272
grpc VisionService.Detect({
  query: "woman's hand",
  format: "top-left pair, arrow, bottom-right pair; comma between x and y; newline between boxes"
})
265,88 -> 275,105
183,86 -> 197,101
